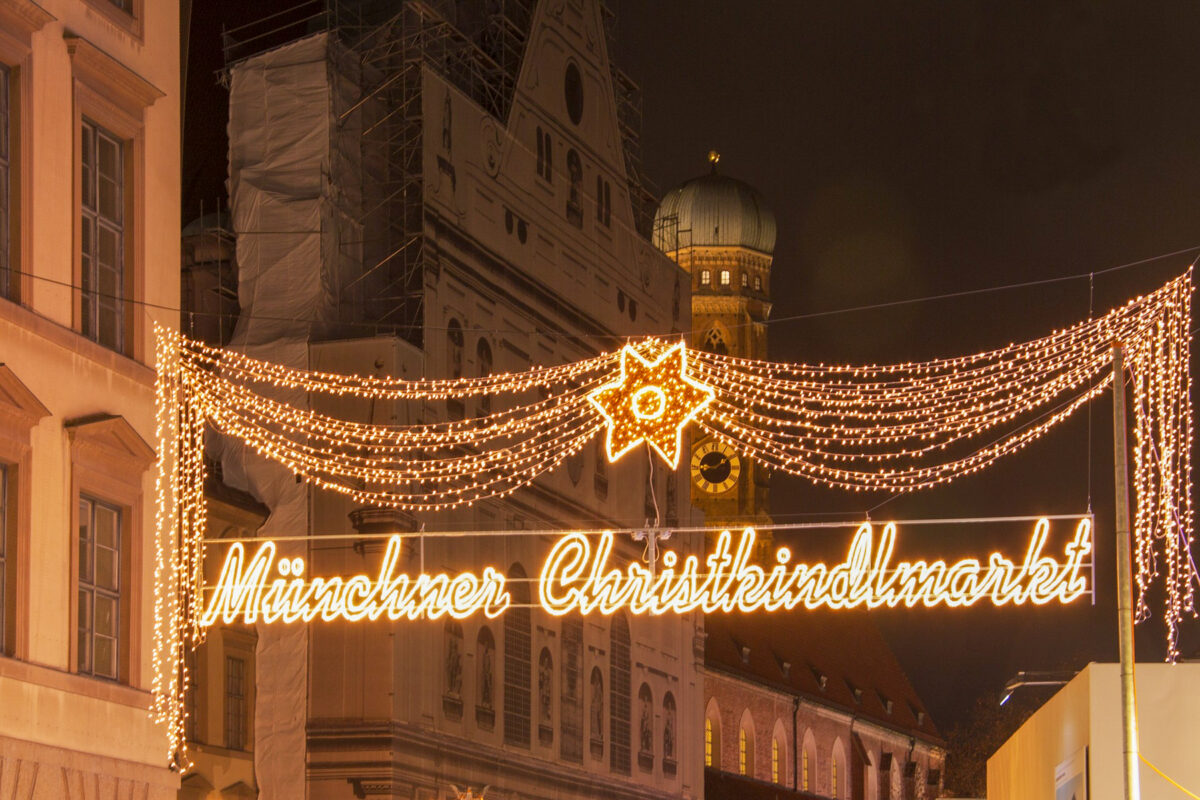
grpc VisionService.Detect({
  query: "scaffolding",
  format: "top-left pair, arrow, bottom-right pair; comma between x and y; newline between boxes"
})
222,0 -> 656,348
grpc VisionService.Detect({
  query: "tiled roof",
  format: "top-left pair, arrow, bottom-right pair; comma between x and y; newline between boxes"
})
705,608 -> 941,742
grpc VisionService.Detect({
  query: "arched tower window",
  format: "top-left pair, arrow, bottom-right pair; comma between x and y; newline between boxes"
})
504,564 -> 531,748
699,268 -> 711,286
476,627 -> 496,729
701,325 -> 729,356
560,617 -> 584,761
771,720 -> 788,785
801,728 -> 816,791
831,737 -> 847,799
566,149 -> 583,227
609,613 -> 631,774
537,647 -> 553,745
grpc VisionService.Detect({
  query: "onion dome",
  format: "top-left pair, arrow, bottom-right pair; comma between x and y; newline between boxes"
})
653,151 -> 776,255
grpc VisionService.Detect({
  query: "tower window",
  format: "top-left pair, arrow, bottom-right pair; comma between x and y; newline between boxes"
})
699,269 -> 711,286
566,149 -> 583,228
754,275 -> 762,292
536,127 -> 552,183
719,270 -> 731,287
741,272 -> 749,288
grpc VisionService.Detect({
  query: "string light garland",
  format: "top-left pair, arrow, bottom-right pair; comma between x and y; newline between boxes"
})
150,271 -> 1195,766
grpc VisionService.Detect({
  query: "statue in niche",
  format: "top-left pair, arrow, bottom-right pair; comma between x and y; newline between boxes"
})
478,629 -> 495,709
639,687 -> 653,754
538,649 -> 553,723
590,667 -> 603,743
445,623 -> 463,696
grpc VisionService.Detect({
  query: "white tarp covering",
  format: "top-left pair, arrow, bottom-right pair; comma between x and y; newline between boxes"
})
221,32 -> 338,800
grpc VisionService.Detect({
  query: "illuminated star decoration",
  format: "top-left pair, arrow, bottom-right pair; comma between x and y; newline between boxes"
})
588,341 -> 716,468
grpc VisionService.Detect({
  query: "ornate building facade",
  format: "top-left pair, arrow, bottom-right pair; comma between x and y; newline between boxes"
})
0,0 -> 180,797
215,1 -> 700,799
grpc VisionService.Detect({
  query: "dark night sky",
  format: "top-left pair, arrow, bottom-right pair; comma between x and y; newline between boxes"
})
185,1 -> 1200,734
613,0 -> 1200,730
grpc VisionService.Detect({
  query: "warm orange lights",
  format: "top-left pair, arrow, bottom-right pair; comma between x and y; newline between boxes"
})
150,271 -> 1194,767
588,341 -> 715,467
539,519 -> 1092,615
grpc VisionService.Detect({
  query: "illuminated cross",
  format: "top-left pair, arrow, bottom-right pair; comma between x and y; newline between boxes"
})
589,341 -> 716,468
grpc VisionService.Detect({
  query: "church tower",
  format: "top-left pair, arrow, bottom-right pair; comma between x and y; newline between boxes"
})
653,152 -> 776,532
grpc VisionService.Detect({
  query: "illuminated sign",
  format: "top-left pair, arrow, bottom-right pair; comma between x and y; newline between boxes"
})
200,518 -> 1092,626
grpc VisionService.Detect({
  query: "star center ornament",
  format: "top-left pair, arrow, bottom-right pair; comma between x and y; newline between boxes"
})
588,341 -> 716,468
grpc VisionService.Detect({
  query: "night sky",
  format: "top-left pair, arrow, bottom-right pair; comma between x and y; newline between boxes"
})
185,1 -> 1200,736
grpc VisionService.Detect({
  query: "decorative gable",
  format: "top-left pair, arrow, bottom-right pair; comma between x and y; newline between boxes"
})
0,364 -> 50,444
65,414 -> 155,486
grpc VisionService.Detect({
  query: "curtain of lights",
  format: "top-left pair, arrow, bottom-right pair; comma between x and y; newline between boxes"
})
151,271 -> 1194,765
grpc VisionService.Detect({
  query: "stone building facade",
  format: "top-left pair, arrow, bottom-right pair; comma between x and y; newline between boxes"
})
0,0 -> 180,796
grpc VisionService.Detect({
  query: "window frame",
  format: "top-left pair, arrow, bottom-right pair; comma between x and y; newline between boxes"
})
224,652 -> 248,750
75,494 -> 122,680
66,415 -> 153,687
81,0 -> 144,40
719,269 -> 731,287
66,35 -> 163,362
79,117 -> 125,353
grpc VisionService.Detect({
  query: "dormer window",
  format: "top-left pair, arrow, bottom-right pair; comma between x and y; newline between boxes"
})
845,679 -> 863,704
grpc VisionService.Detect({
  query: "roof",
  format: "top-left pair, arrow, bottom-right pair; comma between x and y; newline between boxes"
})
705,608 -> 941,742
654,168 -> 777,255
705,767 -> 824,800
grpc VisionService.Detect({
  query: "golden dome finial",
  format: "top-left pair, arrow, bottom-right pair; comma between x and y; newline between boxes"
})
707,150 -> 721,171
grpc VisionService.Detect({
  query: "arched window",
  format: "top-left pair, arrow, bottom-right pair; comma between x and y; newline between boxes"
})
609,614 -> 631,773
443,621 -> 463,719
771,721 -> 787,785
738,710 -> 755,778
504,564 -> 531,748
719,269 -> 731,286
754,274 -> 763,292
589,666 -> 604,758
537,647 -> 553,745
476,627 -> 495,729
705,698 -> 722,770
771,737 -> 780,783
477,338 -> 493,416
700,269 -> 711,285
637,683 -> 653,771
702,325 -> 729,356
560,618 -> 583,761
662,692 -> 677,775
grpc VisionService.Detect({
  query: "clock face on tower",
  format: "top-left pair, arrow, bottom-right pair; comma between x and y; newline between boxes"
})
691,441 -> 741,494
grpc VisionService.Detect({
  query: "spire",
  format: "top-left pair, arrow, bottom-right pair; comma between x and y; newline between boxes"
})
708,149 -> 721,173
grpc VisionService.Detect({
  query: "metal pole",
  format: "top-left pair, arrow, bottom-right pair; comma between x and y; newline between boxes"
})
1111,343 -> 1140,800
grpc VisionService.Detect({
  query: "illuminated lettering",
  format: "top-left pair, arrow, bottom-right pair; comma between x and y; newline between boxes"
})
199,536 -> 510,626
202,518 -> 1091,625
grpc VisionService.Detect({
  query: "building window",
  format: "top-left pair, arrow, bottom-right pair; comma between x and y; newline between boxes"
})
504,564 -> 532,748
754,274 -> 763,292
702,326 -> 729,356
596,175 -> 611,227
536,126 -> 552,183
589,666 -> 604,759
77,496 -> 121,679
771,736 -> 780,783
477,338 -> 493,416
699,269 -> 711,286
738,726 -> 748,775
719,270 -> 731,287
107,0 -> 133,12
741,271 -> 749,288
224,655 -> 246,749
704,717 -> 713,766
609,613 -> 631,773
802,746 -> 809,790
593,438 -> 608,500
80,119 -> 125,352
446,318 -> 464,420
832,754 -> 839,798
0,65 -> 11,303
560,618 -> 583,761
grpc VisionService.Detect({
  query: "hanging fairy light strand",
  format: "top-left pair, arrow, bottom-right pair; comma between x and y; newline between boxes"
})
150,271 -> 1195,767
